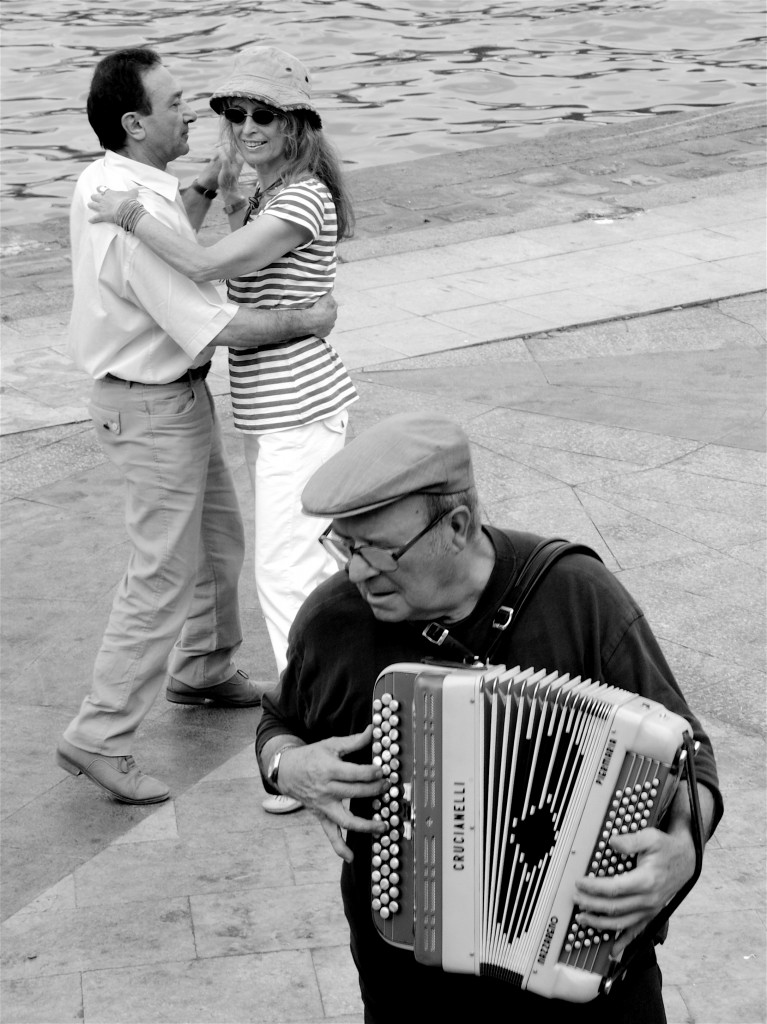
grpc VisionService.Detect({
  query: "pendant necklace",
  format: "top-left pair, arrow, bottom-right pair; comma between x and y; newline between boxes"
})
245,179 -> 282,222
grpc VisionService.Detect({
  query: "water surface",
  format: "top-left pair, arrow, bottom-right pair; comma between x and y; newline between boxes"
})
1,0 -> 764,227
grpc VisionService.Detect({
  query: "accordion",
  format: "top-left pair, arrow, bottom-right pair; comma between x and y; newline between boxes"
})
370,662 -> 695,1003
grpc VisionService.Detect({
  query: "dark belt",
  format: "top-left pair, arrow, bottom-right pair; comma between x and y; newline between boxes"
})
104,361 -> 212,386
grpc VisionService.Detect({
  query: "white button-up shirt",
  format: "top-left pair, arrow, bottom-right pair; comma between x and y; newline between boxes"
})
68,151 -> 237,383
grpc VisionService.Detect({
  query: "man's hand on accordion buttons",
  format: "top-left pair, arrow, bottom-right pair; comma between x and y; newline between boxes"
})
573,820 -> 697,957
574,783 -> 713,957
276,725 -> 389,863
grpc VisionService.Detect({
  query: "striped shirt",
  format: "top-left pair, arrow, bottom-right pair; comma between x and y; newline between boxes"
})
227,178 -> 357,434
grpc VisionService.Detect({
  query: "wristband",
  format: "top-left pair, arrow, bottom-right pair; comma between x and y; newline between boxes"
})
266,743 -> 302,790
224,197 -> 247,215
115,199 -> 148,233
191,179 -> 218,200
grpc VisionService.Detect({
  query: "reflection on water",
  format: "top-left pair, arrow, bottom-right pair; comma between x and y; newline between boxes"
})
1,0 -> 764,226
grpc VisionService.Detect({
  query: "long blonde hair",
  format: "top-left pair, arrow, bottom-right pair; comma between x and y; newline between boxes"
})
220,107 -> 355,241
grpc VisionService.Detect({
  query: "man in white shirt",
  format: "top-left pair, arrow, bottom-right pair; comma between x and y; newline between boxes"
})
56,47 -> 337,805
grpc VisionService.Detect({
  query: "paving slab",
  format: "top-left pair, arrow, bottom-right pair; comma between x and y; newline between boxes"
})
1,104 -> 765,1023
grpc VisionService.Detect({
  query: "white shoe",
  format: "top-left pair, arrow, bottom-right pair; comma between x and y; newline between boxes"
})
263,793 -> 303,815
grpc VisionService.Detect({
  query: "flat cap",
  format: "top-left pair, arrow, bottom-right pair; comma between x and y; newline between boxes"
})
302,413 -> 474,518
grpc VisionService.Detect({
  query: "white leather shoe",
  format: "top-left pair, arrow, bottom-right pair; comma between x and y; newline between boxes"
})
262,794 -> 303,814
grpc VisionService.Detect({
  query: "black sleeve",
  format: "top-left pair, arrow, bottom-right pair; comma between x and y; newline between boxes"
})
601,610 -> 724,836
255,574 -> 384,784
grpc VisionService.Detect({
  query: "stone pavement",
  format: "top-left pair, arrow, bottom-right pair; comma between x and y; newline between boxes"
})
1,102 -> 765,1023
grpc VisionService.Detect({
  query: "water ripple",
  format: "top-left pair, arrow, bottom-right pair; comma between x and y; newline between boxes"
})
1,0 -> 764,226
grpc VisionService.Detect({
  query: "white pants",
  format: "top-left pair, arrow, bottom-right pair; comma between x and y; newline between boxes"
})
242,411 -> 348,676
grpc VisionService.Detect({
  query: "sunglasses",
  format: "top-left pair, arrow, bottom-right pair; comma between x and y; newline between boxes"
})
222,107 -> 281,126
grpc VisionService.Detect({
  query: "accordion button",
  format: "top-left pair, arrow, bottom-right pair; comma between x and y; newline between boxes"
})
382,693 -> 392,705
380,907 -> 391,919
389,901 -> 399,914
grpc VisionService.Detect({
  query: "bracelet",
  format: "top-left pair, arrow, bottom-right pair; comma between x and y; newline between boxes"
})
223,197 -> 247,215
191,179 -> 218,200
114,199 -> 148,234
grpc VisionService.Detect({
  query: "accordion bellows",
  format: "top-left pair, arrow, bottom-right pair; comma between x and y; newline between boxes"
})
370,663 -> 690,1003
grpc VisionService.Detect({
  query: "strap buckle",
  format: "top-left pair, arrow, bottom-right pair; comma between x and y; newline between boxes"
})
422,622 -> 449,647
491,605 -> 514,632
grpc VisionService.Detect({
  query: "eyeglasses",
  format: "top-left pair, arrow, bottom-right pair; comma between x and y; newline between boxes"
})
319,509 -> 452,573
222,107 -> 280,126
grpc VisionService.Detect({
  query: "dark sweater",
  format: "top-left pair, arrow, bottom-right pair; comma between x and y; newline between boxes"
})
258,527 -> 722,1023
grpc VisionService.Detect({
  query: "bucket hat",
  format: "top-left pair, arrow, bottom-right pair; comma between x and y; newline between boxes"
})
209,46 -> 322,129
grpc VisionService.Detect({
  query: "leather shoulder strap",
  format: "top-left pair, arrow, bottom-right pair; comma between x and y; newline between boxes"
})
484,538 -> 602,662
417,537 -> 602,666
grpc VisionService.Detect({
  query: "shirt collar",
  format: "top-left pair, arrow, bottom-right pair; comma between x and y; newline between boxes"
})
104,150 -> 180,202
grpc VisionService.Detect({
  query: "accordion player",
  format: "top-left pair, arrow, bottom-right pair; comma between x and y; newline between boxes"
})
370,661 -> 703,1004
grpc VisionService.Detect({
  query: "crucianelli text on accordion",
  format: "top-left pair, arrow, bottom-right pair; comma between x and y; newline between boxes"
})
370,662 -> 703,1004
